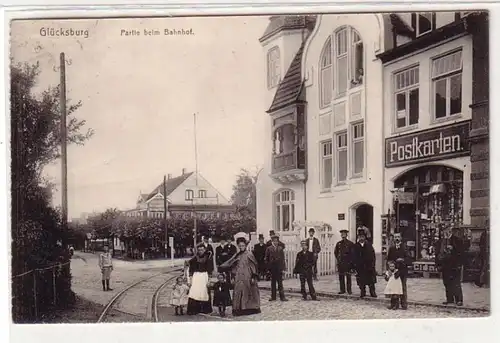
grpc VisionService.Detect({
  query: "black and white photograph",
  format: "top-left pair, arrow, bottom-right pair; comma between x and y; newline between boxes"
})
9,10 -> 490,326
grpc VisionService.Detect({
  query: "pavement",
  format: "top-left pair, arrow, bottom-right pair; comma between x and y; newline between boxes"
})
258,274 -> 490,311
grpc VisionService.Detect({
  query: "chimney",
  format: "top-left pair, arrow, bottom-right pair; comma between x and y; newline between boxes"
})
167,173 -> 172,180
182,168 -> 187,175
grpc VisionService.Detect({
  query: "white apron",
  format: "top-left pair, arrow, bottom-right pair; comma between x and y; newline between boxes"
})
188,271 -> 209,301
384,274 -> 403,295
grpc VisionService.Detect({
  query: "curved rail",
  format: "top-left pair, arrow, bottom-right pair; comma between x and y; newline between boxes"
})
152,274 -> 179,322
97,266 -> 182,323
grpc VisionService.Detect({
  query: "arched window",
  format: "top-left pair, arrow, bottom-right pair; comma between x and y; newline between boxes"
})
319,37 -> 333,108
185,189 -> 194,200
267,47 -> 281,89
274,189 -> 295,231
335,27 -> 364,96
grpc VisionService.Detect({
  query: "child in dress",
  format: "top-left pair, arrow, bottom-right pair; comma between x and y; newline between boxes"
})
212,273 -> 232,317
170,276 -> 190,315
384,261 -> 403,310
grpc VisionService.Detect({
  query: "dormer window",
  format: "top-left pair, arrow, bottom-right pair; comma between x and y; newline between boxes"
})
199,190 -> 207,198
185,189 -> 194,200
413,13 -> 435,37
267,46 -> 281,89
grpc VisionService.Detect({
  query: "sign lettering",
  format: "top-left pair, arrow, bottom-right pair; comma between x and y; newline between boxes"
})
385,121 -> 471,167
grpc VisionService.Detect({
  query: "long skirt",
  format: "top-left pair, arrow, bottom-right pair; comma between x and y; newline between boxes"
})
187,272 -> 212,315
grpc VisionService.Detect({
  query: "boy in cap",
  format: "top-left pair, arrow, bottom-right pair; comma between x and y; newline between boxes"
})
253,234 -> 267,280
99,245 -> 113,291
293,240 -> 318,300
334,229 -> 355,294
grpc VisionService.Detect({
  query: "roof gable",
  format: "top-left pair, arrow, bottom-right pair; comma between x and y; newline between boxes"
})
146,172 -> 194,201
260,15 -> 317,43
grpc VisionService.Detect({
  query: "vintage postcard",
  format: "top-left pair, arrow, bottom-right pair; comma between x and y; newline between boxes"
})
9,11 -> 490,325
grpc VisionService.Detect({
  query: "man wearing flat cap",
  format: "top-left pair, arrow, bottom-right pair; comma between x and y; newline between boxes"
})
334,229 -> 355,294
305,228 -> 321,280
253,234 -> 267,280
353,229 -> 377,298
293,240 -> 318,301
265,232 -> 288,301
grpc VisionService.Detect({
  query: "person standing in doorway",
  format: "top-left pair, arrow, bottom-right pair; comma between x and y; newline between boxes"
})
305,228 -> 321,280
253,234 -> 267,280
435,226 -> 464,306
99,245 -> 113,291
265,233 -> 288,302
334,229 -> 355,295
386,233 -> 409,310
356,218 -> 372,243
353,229 -> 377,298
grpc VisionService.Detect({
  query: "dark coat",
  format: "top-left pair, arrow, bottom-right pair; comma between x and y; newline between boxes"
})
188,254 -> 214,275
435,235 -> 464,271
305,237 -> 321,254
253,243 -> 267,267
266,240 -> 285,250
334,239 -> 355,273
293,250 -> 315,275
353,241 -> 377,285
215,243 -> 237,267
387,243 -> 410,277
265,244 -> 286,272
212,281 -> 232,307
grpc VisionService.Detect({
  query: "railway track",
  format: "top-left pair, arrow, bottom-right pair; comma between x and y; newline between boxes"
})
97,266 -> 183,323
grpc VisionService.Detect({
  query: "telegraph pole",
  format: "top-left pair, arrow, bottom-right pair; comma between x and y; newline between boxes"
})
60,52 -> 68,242
193,113 -> 198,247
163,174 -> 168,257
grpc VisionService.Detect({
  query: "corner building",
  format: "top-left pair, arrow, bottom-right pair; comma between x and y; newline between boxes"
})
256,14 -> 389,271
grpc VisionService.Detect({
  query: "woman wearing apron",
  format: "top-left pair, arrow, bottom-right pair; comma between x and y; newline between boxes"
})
186,243 -> 214,315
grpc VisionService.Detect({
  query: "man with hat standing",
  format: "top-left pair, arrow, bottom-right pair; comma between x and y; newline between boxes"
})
266,230 -> 285,249
265,232 -> 288,301
334,229 -> 355,294
253,234 -> 267,280
305,228 -> 321,280
216,235 -> 237,283
386,233 -> 409,309
293,240 -> 318,301
353,229 -> 377,298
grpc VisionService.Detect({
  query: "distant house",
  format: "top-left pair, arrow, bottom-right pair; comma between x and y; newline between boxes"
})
123,168 -> 235,220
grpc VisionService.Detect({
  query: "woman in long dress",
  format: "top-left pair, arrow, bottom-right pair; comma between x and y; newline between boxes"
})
220,237 -> 261,317
186,243 -> 214,315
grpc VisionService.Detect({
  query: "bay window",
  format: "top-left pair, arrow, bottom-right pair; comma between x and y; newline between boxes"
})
394,66 -> 419,129
275,190 -> 295,232
432,50 -> 463,120
320,140 -> 333,190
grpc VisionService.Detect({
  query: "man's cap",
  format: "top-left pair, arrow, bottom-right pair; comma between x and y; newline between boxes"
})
271,232 -> 279,238
269,230 -> 275,235
308,228 -> 315,233
339,229 -> 349,234
300,240 -> 307,245
258,234 -> 264,239
357,229 -> 367,237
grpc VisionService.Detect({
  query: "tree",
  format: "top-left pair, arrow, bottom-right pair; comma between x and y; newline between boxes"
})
230,168 -> 261,219
11,61 -> 94,322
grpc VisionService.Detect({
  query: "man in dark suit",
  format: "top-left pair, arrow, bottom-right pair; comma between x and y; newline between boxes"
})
386,233 -> 410,309
293,240 -> 318,301
305,228 -> 321,280
266,230 -> 285,249
435,226 -> 464,306
353,229 -> 377,298
334,229 -> 355,294
265,233 -> 288,302
202,236 -> 215,269
215,235 -> 237,282
253,234 -> 267,280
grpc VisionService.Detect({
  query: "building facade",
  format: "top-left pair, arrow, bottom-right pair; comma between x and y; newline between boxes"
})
377,11 -> 488,275
124,169 -> 235,219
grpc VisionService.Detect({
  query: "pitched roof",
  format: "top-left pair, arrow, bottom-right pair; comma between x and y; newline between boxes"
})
146,172 -> 193,201
267,42 -> 306,113
259,15 -> 317,42
138,194 -> 149,202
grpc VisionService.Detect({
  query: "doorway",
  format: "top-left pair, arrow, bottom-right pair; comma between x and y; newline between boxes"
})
353,203 -> 374,242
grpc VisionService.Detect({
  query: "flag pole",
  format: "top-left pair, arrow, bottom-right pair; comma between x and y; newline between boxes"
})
163,174 -> 168,258
60,53 -> 68,244
193,113 -> 198,247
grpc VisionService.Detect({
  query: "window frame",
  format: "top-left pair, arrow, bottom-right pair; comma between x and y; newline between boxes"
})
267,46 -> 281,89
351,121 -> 365,178
320,139 -> 333,191
185,189 -> 194,201
319,37 -> 333,109
415,12 -> 435,37
335,131 -> 348,185
393,65 -> 420,132
198,190 -> 207,198
431,49 -> 463,122
274,189 -> 295,232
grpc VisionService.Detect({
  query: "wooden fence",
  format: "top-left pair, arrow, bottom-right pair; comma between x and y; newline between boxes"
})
280,242 -> 337,279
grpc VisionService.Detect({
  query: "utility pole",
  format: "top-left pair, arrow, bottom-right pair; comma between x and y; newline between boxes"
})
163,174 -> 168,257
60,52 -> 68,243
193,112 -> 198,247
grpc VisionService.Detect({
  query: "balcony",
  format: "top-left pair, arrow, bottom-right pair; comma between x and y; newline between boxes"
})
271,148 -> 306,184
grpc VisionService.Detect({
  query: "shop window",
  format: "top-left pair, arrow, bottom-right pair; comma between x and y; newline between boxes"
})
267,46 -> 281,89
352,122 -> 364,177
319,38 -> 333,108
320,140 -> 333,190
394,66 -> 419,129
432,50 -> 463,120
274,189 -> 295,231
336,132 -> 348,183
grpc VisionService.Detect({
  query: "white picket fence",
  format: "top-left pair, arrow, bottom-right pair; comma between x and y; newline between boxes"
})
280,242 -> 337,279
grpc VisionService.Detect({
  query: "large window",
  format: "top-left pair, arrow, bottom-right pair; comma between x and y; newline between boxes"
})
336,132 -> 348,183
320,140 -> 333,190
319,26 -> 363,106
319,38 -> 333,108
352,122 -> 364,177
185,189 -> 194,200
394,66 -> 419,129
432,50 -> 463,120
275,190 -> 295,232
267,47 -> 281,89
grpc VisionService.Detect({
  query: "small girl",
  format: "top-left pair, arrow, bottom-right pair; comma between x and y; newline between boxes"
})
384,261 -> 403,310
212,273 -> 232,317
170,276 -> 190,315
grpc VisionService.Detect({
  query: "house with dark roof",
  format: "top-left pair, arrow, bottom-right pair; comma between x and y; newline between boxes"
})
123,168 -> 235,220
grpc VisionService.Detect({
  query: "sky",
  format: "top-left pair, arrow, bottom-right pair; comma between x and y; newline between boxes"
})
10,16 -> 269,218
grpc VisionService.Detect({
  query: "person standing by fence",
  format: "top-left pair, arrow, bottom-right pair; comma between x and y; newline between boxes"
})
265,233 -> 288,302
253,234 -> 267,280
305,228 -> 321,280
99,245 -> 113,291
334,229 -> 355,295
